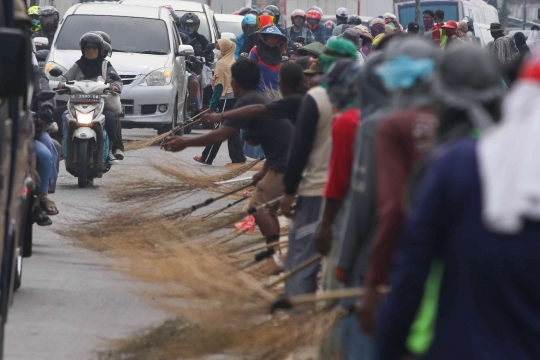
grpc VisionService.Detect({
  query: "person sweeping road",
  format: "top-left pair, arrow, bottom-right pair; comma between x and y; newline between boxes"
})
161,59 -> 293,247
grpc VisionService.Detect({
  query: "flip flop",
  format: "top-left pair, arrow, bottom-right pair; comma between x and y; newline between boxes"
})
40,198 -> 59,216
33,206 -> 52,226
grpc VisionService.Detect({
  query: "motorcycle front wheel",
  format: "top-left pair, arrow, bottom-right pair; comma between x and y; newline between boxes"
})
77,140 -> 88,188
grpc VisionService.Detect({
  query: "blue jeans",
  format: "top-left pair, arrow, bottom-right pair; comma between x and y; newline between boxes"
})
35,132 -> 58,187
35,139 -> 52,193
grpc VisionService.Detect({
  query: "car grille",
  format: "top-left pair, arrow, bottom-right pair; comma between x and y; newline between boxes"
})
119,74 -> 138,86
141,105 -> 157,115
121,99 -> 134,115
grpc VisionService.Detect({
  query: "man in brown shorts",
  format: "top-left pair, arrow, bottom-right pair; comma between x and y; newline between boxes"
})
162,59 -> 294,244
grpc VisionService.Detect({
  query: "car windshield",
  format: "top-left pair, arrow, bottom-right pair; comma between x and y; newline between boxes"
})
217,20 -> 242,36
175,11 -> 211,42
397,2 -> 459,31
56,15 -> 170,54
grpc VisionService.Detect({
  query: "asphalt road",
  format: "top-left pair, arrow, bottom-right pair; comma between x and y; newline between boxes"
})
4,128 -> 244,360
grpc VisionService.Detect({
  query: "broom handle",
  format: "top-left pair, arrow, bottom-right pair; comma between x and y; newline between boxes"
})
204,196 -> 250,218
187,183 -> 253,213
173,109 -> 209,132
288,286 -> 391,306
265,254 -> 323,289
238,240 -> 288,254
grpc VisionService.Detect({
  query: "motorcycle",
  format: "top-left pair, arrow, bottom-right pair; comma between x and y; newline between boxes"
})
50,68 -> 119,188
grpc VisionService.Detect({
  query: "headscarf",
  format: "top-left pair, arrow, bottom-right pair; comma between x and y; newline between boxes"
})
327,60 -> 361,111
213,38 -> 236,96
383,12 -> 403,32
76,54 -> 104,79
370,18 -> 386,38
514,32 -> 530,55
319,38 -> 358,72
377,37 -> 439,111
256,25 -> 288,66
477,55 -> 540,234
526,29 -> 540,54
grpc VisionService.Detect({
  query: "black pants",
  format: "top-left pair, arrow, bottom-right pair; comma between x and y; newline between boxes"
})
53,106 -> 123,150
200,98 -> 245,165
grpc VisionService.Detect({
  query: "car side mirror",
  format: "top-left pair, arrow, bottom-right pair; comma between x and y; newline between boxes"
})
33,36 -> 49,49
49,68 -> 63,77
0,28 -> 31,97
176,44 -> 194,57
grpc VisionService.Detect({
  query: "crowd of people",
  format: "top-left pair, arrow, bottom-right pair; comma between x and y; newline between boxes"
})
162,5 -> 540,360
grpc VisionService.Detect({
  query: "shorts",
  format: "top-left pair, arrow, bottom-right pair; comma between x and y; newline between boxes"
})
248,169 -> 284,216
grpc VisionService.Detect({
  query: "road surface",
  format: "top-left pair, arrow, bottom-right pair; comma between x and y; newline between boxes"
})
5,128 -> 244,360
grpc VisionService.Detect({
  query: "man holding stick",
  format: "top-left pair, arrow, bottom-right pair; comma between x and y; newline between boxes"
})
161,59 -> 293,246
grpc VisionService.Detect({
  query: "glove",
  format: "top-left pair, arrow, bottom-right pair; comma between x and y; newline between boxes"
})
39,106 -> 54,124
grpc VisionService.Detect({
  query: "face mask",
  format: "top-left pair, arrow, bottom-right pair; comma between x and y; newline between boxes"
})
423,18 -> 434,30
43,22 -> 56,32
184,25 -> 196,34
213,49 -> 222,59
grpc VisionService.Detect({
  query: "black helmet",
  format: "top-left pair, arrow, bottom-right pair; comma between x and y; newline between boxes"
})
238,6 -> 253,16
180,12 -> 200,34
347,15 -> 362,25
264,5 -> 280,23
79,32 -> 104,56
39,6 -> 59,33
91,31 -> 112,57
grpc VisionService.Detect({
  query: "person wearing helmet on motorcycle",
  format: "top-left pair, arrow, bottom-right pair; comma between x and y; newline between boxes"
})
179,12 -> 209,56
249,24 -> 289,92
306,9 -> 326,44
264,5 -> 287,35
238,6 -> 257,16
333,14 -> 362,36
286,9 -> 315,48
239,10 -> 275,56
325,20 -> 336,39
335,7 -> 349,26
28,6 -> 41,33
56,33 -> 124,164
31,6 -> 59,46
236,14 -> 258,60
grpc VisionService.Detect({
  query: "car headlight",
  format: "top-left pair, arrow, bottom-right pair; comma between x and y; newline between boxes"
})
45,62 -> 68,81
139,68 -> 173,86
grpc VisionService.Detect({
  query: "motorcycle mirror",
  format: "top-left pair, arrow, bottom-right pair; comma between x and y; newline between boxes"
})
33,37 -> 49,49
49,68 -> 63,77
109,73 -> 121,82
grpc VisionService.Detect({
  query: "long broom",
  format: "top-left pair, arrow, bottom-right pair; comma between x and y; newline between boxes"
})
264,254 -> 323,289
124,109 -> 209,151
165,183 -> 253,220
269,286 -> 391,313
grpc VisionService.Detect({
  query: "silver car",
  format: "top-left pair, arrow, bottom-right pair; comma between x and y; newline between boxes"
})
45,3 -> 194,134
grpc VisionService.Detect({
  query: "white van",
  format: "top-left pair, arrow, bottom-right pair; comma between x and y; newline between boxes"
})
45,3 -> 194,134
395,0 -> 499,46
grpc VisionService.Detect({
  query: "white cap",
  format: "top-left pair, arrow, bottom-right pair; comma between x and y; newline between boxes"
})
336,7 -> 348,17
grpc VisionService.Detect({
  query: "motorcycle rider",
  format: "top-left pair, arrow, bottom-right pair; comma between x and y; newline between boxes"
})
306,9 -> 326,44
178,12 -> 209,56
335,7 -> 349,26
333,14 -> 362,36
28,5 -> 41,33
31,6 -> 59,46
264,5 -> 287,35
285,9 -> 315,45
238,6 -> 258,16
55,32 -> 124,164
239,10 -> 276,56
236,14 -> 258,60
325,20 -> 336,39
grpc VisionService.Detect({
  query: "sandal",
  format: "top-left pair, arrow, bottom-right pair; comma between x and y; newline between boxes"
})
33,206 -> 52,226
40,198 -> 59,216
193,156 -> 211,165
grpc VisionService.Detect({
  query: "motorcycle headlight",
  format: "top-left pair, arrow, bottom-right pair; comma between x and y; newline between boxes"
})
45,62 -> 68,81
139,68 -> 173,86
76,111 -> 94,124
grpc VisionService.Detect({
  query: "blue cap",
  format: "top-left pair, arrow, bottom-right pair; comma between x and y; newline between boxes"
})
242,14 -> 257,25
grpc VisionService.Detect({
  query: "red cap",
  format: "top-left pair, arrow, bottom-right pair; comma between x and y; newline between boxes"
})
441,20 -> 458,29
